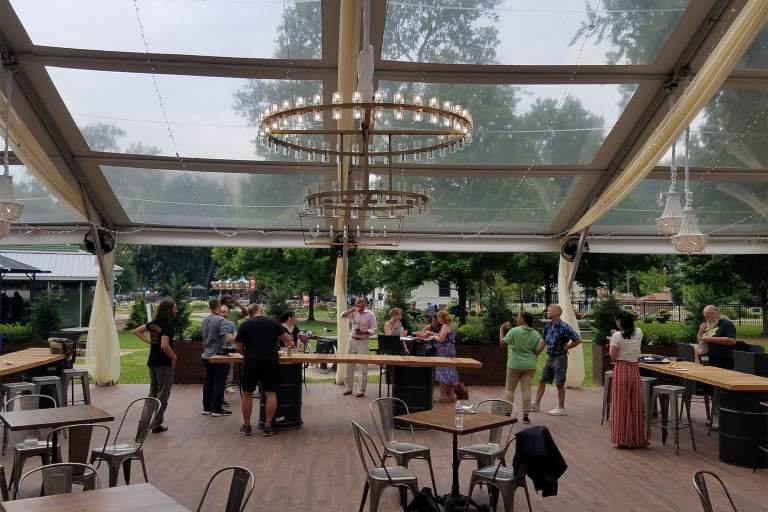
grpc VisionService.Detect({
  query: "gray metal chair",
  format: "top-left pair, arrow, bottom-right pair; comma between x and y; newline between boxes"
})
369,397 -> 438,494
196,466 -> 255,512
4,394 -> 58,491
61,369 -> 92,406
650,385 -> 696,455
90,397 -> 160,487
459,399 -> 517,471
15,462 -> 99,499
464,436 -> 532,512
29,376 -> 66,408
0,382 -> 36,456
352,420 -> 419,512
47,424 -> 110,490
601,370 -> 613,425
0,465 -> 9,501
692,471 -> 737,512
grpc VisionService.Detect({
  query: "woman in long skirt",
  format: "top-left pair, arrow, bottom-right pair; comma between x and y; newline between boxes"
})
431,309 -> 459,402
609,311 -> 645,448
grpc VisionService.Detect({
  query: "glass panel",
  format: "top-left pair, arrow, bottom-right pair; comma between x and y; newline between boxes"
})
7,165 -> 86,224
371,174 -> 577,234
593,179 -> 768,236
101,166 -> 323,228
10,0 -> 321,59
382,0 -> 688,65
738,24 -> 767,69
48,67 -> 322,161
378,81 -> 636,165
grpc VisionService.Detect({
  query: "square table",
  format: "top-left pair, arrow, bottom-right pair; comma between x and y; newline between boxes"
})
0,405 -> 114,463
0,482 -> 190,511
396,407 -> 517,511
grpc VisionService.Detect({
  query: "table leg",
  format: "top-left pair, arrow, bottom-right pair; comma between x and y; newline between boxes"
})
51,430 -> 59,464
452,433 -> 460,498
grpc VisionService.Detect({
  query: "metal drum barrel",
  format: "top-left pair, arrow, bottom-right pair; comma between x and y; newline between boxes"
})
718,390 -> 768,468
392,366 -> 433,416
259,363 -> 303,430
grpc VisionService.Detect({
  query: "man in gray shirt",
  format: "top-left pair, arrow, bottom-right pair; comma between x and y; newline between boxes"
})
202,298 -> 234,416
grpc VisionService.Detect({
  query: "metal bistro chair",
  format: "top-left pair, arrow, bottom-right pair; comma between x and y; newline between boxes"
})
196,466 -> 255,512
676,344 -> 711,423
5,394 -> 58,491
352,420 -> 419,512
15,463 -> 99,499
369,397 -> 438,494
0,382 -> 36,456
90,397 -> 160,487
692,471 -> 737,512
46,424 -> 110,490
464,436 -> 532,512
376,336 -> 406,398
459,400 -> 517,471
600,370 -> 613,425
0,465 -> 9,501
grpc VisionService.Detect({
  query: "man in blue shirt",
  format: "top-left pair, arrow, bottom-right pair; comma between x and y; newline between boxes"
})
533,304 -> 581,416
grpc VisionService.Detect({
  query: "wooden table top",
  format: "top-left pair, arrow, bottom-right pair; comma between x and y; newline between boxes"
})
0,483 -> 190,512
0,405 -> 114,431
0,348 -> 65,377
639,360 -> 768,391
395,407 -> 517,435
209,352 -> 482,369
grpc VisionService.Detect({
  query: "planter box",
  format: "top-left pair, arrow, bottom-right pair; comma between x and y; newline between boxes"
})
173,341 -> 205,384
455,344 -> 506,386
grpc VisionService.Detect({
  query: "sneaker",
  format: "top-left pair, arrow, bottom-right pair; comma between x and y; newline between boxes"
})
343,390 -> 353,396
225,387 -> 236,394
221,401 -> 230,408
261,426 -> 276,437
201,410 -> 212,416
211,409 -> 233,417
239,425 -> 253,436
151,425 -> 168,433
523,415 -> 530,424
355,392 -> 365,398
529,403 -> 540,412
548,408 -> 568,416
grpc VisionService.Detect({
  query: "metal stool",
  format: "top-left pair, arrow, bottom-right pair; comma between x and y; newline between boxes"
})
640,376 -> 657,443
600,370 -> 613,425
1,383 -> 36,456
650,384 -> 696,455
61,369 -> 91,406
29,376 -> 66,408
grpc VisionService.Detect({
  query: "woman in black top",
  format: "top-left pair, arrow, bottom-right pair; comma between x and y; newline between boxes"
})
133,298 -> 177,433
279,310 -> 308,349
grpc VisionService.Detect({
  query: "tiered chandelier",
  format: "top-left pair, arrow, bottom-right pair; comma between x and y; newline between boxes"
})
0,68 -> 24,239
670,127 -> 708,253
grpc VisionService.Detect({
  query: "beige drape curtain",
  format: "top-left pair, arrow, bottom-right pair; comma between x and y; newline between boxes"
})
568,0 -> 768,235
334,257 -> 349,385
85,252 -> 121,385
559,255 -> 585,388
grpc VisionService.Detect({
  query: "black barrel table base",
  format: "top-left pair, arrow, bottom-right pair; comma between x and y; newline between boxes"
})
258,363 -> 303,430
719,390 -> 768,468
392,366 -> 434,419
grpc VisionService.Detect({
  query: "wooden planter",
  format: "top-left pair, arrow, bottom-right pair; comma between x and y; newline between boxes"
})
173,340 -> 205,384
454,344 -> 506,386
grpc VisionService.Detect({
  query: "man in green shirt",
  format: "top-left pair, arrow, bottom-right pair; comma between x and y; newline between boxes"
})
499,312 -> 544,423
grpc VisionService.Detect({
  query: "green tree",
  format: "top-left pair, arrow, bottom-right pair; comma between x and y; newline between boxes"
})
29,290 -> 64,342
576,254 -> 662,295
500,253 -> 559,306
636,267 -> 669,296
426,252 -> 496,325
114,245 -> 138,293
167,274 -> 192,339
133,246 -> 214,291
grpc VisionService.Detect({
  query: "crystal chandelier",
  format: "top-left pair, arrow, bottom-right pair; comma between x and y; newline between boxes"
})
0,69 -> 23,238
656,94 -> 682,235
671,127 -> 708,254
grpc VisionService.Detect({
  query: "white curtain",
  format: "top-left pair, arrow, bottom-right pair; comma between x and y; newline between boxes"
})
85,252 -> 121,385
558,255 -> 585,388
568,0 -> 768,235
334,257 -> 349,385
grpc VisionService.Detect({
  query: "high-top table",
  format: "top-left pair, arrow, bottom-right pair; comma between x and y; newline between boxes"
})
0,348 -> 65,377
639,360 -> 768,468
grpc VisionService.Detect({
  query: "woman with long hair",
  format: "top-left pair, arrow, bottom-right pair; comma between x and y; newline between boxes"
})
609,310 -> 644,448
133,297 -> 177,433
430,309 -> 459,402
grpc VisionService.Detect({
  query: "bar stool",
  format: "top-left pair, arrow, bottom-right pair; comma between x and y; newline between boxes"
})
29,376 -> 66,409
600,370 -> 613,425
640,376 -> 657,443
61,369 -> 91,406
650,384 -> 696,455
0,383 -> 36,456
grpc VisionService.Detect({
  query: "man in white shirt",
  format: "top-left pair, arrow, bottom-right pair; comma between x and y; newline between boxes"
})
341,297 -> 377,397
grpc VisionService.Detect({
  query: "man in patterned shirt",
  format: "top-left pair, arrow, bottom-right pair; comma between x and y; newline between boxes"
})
533,304 -> 581,416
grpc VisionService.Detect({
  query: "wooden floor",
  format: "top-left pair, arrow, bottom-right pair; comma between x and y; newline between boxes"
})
2,382 -> 765,511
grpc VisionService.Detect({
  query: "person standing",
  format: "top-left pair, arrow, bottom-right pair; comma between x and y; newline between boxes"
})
201,299 -> 234,417
609,310 -> 645,448
533,304 -> 581,417
431,309 -> 459,403
698,305 -> 737,369
341,297 -> 377,397
132,297 -> 177,433
235,304 -> 293,436
500,312 -> 544,424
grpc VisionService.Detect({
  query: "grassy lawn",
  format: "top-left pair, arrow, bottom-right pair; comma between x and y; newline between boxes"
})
735,324 -> 767,339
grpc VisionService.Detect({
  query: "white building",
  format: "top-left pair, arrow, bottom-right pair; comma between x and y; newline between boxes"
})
374,279 -> 458,311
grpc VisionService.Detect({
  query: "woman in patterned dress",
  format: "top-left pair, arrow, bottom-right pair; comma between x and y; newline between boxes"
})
431,309 -> 459,403
609,310 -> 645,448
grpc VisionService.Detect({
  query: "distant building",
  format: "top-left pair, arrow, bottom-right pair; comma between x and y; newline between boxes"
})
374,279 -> 458,311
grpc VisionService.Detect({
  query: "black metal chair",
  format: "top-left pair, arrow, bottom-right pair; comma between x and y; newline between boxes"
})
377,335 -> 405,398
196,466 -> 255,512
692,471 -> 737,512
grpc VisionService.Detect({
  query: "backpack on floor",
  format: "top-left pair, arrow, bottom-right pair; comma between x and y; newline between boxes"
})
405,487 -> 441,512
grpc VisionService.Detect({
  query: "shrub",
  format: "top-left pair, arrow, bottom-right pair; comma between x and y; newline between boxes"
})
481,289 -> 511,345
655,309 -> 671,323
642,313 -> 656,324
455,323 -> 484,344
264,285 -> 293,319
28,290 -> 64,342
184,320 -> 203,341
589,297 -> 622,346
683,284 -> 722,335
640,322 -> 694,345
0,323 -> 32,344
125,297 -> 147,329
167,274 -> 192,339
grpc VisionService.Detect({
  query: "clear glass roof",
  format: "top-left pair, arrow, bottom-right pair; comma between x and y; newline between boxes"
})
48,67 -> 322,161
738,24 -> 767,69
101,166 -> 323,229
379,81 -> 636,165
9,166 -> 86,224
371,174 -> 577,234
10,0 -> 322,59
382,0 -> 688,65
593,179 -> 768,236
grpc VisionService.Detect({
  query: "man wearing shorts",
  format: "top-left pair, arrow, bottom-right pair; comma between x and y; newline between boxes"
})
533,304 -> 581,417
235,304 -> 293,436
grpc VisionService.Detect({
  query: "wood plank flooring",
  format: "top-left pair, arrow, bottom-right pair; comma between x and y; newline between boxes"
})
1,382 -> 765,511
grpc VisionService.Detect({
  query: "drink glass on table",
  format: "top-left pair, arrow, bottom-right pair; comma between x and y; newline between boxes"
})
454,401 -> 464,428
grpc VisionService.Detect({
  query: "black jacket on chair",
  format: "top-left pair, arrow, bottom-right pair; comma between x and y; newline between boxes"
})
512,426 -> 567,497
